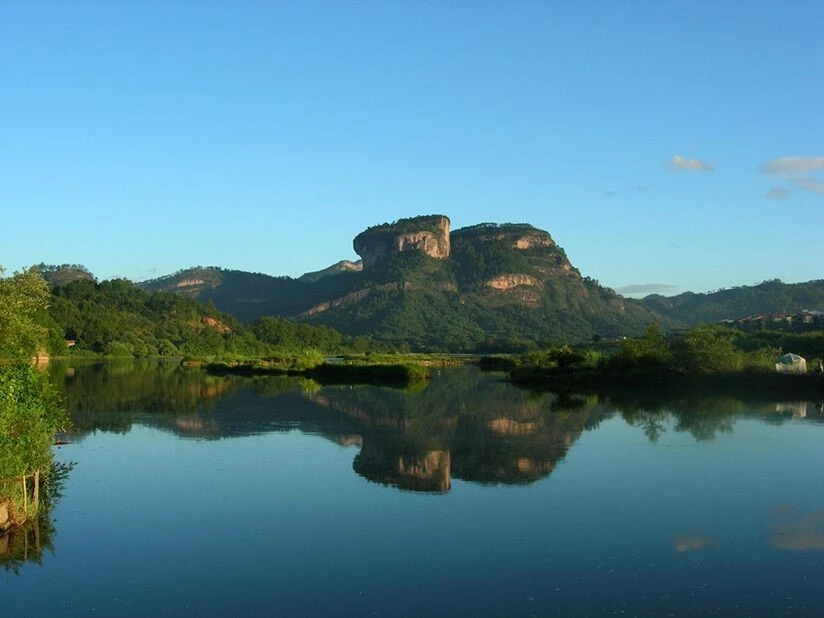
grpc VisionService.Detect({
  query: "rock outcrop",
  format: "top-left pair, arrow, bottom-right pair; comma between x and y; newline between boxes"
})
353,215 -> 451,269
485,274 -> 541,290
201,315 -> 232,334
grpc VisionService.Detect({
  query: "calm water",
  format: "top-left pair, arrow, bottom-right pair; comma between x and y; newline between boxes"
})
3,361 -> 824,616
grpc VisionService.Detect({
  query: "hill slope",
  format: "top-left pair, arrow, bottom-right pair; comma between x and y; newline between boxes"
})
642,279 -> 824,325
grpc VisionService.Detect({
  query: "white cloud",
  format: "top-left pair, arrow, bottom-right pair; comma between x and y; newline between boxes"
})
616,283 -> 679,297
766,187 -> 792,201
761,156 -> 824,195
669,154 -> 713,172
761,156 -> 824,175
796,179 -> 824,194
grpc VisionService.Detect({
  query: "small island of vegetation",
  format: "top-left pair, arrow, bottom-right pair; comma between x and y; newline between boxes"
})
500,324 -> 824,399
202,353 -> 437,388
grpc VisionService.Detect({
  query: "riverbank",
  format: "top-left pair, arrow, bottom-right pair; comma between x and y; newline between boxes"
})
508,363 -> 824,400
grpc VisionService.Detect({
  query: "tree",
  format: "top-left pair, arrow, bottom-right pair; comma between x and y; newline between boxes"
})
0,267 -> 68,529
0,266 -> 52,358
672,325 -> 743,373
611,323 -> 672,369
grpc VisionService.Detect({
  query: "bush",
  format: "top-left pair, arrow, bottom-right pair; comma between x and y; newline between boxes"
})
0,364 -> 67,480
609,324 -> 672,370
671,326 -> 743,373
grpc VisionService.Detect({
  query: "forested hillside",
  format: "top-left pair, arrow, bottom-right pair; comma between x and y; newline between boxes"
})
642,279 -> 824,325
26,219 -> 824,356
139,218 -> 670,350
41,276 -> 366,358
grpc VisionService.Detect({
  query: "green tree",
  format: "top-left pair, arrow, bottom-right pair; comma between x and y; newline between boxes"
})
0,267 -> 51,358
611,324 -> 672,369
0,266 -> 68,530
672,325 -> 743,373
0,364 -> 65,479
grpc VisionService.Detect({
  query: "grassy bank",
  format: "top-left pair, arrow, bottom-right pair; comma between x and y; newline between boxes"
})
509,363 -> 824,399
500,324 -> 824,399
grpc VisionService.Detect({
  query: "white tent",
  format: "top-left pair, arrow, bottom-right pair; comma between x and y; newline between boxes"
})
775,353 -> 807,375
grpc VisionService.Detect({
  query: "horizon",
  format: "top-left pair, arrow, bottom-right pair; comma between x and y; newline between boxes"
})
3,2 -> 822,296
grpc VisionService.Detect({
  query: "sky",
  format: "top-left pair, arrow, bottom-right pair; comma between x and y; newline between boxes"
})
2,1 -> 822,297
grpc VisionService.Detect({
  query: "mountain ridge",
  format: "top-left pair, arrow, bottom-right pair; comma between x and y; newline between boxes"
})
136,215 -> 668,348
39,215 -> 824,351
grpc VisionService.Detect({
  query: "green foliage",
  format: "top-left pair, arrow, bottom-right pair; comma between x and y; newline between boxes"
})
605,324 -> 749,374
0,267 -> 52,358
353,214 -> 449,247
512,322 -> 802,389
302,250 -> 665,351
610,324 -> 672,369
252,316 -> 343,352
0,363 -> 67,480
294,348 -> 326,369
44,277 -> 356,359
309,362 -> 429,386
523,345 -> 588,370
671,325 -> 744,373
33,263 -> 95,287
642,278 -> 824,326
0,459 -> 70,571
450,224 -> 564,288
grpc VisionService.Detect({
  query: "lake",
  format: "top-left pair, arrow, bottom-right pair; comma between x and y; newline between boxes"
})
3,360 -> 824,616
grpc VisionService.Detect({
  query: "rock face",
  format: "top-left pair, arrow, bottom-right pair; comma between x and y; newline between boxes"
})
514,232 -> 554,250
201,316 -> 232,334
485,274 -> 541,290
353,215 -> 451,269
299,285 -> 386,318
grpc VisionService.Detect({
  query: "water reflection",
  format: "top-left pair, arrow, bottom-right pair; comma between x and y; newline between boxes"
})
0,461 -> 72,573
9,361 -> 822,617
674,535 -> 712,552
48,360 -> 824,494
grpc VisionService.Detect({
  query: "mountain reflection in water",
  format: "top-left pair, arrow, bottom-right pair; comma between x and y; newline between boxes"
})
48,360 -> 824,493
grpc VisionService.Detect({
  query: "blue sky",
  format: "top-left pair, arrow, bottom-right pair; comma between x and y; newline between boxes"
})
2,1 -> 822,296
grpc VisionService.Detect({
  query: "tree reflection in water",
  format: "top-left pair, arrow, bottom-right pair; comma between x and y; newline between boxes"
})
0,460 -> 73,573
48,361 -> 824,494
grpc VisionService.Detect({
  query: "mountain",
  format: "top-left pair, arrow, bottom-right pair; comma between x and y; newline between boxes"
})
139,215 -> 667,350
138,267 -> 318,322
34,263 -> 95,287
39,275 -> 356,358
641,279 -> 824,325
36,219 -> 824,352
298,260 -> 362,283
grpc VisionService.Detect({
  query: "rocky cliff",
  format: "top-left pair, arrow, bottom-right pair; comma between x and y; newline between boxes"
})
353,215 -> 451,269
